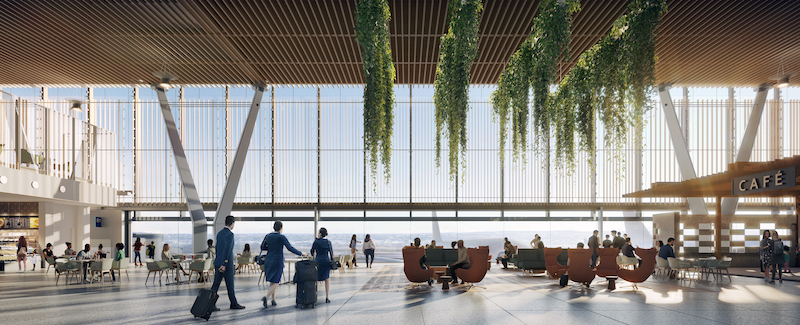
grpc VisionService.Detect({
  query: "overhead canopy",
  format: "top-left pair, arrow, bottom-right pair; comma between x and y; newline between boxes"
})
624,155 -> 800,198
0,0 -> 798,86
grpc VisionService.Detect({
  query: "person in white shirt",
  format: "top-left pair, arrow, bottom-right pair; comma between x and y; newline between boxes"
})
362,234 -> 377,268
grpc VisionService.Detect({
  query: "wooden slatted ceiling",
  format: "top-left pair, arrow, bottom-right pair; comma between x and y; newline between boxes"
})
0,0 -> 796,86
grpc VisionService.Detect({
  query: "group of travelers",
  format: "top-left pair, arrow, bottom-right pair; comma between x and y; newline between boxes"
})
410,238 -> 472,285
760,230 -> 792,283
348,234 -> 378,268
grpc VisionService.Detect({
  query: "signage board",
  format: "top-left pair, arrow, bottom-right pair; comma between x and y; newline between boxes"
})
732,167 -> 796,196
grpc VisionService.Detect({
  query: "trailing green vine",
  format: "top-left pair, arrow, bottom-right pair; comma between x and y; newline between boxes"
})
531,0 -> 581,153
433,0 -> 483,182
550,0 -> 666,172
355,0 -> 395,185
491,0 -> 579,165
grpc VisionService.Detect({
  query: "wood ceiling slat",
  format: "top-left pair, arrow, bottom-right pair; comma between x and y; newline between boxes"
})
0,0 -> 797,86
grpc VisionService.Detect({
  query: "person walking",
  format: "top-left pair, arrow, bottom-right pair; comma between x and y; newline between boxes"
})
588,230 -> 600,268
133,237 -> 143,266
146,241 -> 156,260
17,236 -> 27,272
261,220 -> 305,309
210,216 -> 245,311
771,231 -> 784,283
349,235 -> 360,267
363,234 -> 376,268
759,230 -> 772,281
311,227 -> 335,303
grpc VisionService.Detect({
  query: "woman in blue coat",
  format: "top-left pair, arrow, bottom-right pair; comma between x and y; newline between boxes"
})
261,221 -> 305,308
311,227 -> 335,303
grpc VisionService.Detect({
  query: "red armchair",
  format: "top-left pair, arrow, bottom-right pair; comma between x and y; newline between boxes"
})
567,249 -> 596,286
454,247 -> 489,287
618,248 -> 657,289
402,247 -> 434,285
545,247 -> 568,278
595,247 -> 619,277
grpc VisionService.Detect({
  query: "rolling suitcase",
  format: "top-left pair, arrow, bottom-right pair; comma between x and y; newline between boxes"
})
191,288 -> 219,321
294,260 -> 318,309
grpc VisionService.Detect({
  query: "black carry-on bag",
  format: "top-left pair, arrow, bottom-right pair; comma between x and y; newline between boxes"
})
191,288 -> 219,321
293,259 -> 318,309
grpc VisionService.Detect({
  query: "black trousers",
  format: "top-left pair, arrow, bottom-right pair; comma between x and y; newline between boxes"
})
591,249 -> 598,267
772,263 -> 783,280
448,262 -> 469,281
419,255 -> 427,270
210,264 -> 238,306
364,249 -> 375,265
501,257 -> 510,268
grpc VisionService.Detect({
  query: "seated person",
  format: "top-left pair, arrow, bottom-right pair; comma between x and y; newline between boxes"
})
447,240 -> 470,285
241,243 -> 252,258
43,243 -> 55,259
658,237 -> 675,259
412,238 -> 428,270
426,240 -> 437,249
621,237 -> 641,267
577,242 -> 585,248
161,244 -> 189,276
112,243 -> 124,281
500,238 -> 515,269
450,241 -> 457,249
94,244 -> 108,259
64,242 -> 75,256
76,244 -> 92,260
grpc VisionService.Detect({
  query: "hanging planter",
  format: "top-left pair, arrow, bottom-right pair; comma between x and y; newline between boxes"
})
355,0 -> 395,186
433,0 -> 483,182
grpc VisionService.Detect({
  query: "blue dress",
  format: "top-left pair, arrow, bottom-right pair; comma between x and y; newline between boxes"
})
263,232 -> 303,284
311,238 -> 334,281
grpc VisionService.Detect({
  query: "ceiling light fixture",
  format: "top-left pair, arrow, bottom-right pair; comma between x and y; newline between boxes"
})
769,56 -> 795,88
69,100 -> 84,112
152,57 -> 179,91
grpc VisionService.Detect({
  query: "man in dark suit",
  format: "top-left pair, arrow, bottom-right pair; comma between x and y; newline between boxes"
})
612,230 -> 625,252
588,230 -> 599,267
211,216 -> 245,310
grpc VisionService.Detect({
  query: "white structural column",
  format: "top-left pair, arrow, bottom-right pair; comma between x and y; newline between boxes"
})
720,84 -> 771,215
155,87 -> 207,253
658,84 -> 708,215
213,84 -> 266,235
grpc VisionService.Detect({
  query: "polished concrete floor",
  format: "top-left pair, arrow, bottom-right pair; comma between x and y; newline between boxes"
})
2,261 -> 800,325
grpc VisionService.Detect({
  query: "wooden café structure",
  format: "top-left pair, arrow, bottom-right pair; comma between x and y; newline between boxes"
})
625,155 -> 800,261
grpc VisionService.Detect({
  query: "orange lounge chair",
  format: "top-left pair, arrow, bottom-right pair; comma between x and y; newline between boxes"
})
567,249 -> 596,287
402,247 -> 434,286
454,247 -> 489,288
545,247 -> 568,278
595,247 -> 619,278
618,248 -> 657,289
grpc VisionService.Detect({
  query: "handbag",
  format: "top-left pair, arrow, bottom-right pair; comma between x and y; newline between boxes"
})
328,240 -> 338,270
256,234 -> 269,265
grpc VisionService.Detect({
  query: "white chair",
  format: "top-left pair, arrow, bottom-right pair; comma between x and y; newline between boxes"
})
90,259 -> 114,284
655,257 -> 670,279
111,259 -> 130,282
189,259 -> 213,284
667,257 -> 693,280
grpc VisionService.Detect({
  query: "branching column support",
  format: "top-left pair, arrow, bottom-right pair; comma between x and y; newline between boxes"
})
214,84 -> 267,236
155,86 -> 207,253
658,84 -> 707,215
720,84 -> 771,216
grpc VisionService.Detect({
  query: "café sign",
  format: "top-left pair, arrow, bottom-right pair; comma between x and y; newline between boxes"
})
731,167 -> 796,196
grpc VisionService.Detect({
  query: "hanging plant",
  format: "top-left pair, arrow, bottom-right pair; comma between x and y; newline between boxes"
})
490,0 -> 579,165
355,0 -> 395,185
491,37 -> 533,165
433,0 -> 483,182
530,0 -> 581,152
550,0 -> 666,172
